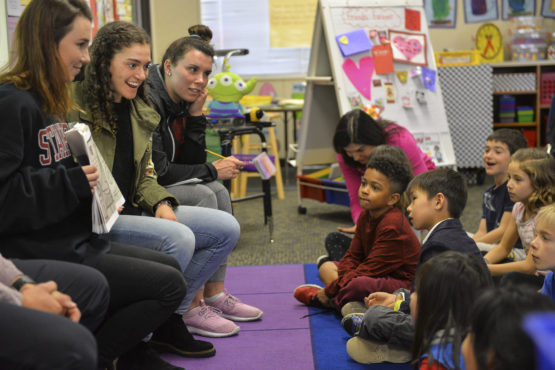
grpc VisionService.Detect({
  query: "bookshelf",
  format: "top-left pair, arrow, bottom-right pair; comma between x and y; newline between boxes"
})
491,61 -> 555,146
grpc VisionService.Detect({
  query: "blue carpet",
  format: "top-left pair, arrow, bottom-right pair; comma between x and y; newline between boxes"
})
304,264 -> 412,370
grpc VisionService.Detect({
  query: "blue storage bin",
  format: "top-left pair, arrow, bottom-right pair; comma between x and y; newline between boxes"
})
321,178 -> 349,207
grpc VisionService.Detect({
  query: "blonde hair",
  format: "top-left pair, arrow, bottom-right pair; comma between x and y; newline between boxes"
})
536,203 -> 555,230
510,148 -> 555,214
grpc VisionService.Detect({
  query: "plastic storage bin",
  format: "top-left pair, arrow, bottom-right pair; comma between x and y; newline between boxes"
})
499,95 -> 516,123
322,177 -> 349,206
517,106 -> 534,122
540,72 -> 555,105
297,168 -> 329,202
297,167 -> 349,207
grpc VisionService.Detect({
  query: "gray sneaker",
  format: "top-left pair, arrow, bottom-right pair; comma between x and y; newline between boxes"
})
346,337 -> 411,364
340,301 -> 367,316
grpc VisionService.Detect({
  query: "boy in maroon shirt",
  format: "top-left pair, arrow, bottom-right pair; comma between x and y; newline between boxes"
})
294,146 -> 421,310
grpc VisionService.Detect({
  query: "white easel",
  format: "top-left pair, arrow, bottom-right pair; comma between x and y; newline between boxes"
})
296,0 -> 456,212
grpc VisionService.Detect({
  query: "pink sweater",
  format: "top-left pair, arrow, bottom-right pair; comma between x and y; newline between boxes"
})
338,125 -> 436,223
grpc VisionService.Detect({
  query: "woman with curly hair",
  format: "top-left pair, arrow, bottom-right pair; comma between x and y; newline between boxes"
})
0,1 -> 188,369
68,20 -> 243,347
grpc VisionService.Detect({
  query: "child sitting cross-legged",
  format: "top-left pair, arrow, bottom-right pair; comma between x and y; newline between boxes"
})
293,145 -> 420,312
342,168 -> 483,364
410,252 -> 492,370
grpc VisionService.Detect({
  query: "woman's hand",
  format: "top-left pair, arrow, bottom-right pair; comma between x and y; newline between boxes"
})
188,89 -> 209,116
154,204 -> 178,221
21,281 -> 81,322
81,165 -> 99,194
213,156 -> 245,180
338,225 -> 356,234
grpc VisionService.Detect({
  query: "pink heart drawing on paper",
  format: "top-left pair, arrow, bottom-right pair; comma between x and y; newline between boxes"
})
342,56 -> 374,100
392,36 -> 422,61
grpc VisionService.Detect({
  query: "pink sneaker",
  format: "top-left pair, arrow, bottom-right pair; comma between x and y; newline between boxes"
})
206,291 -> 263,322
182,301 -> 240,338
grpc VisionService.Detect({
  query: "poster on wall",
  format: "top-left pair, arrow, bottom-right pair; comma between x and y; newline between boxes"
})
463,0 -> 498,23
502,0 -> 535,19
541,0 -> 555,18
424,0 -> 457,28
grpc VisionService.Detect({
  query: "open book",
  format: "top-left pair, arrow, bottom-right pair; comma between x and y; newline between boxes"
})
65,123 -> 125,234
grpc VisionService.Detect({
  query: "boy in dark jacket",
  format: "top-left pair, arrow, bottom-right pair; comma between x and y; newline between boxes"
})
343,168 -> 483,364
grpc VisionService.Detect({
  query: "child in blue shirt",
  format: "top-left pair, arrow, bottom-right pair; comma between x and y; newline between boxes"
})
472,129 -> 527,257
530,203 -> 555,301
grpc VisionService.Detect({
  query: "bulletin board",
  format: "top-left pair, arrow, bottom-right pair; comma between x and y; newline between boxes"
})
297,0 -> 456,171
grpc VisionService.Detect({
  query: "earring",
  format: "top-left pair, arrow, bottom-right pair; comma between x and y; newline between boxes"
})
166,71 -> 172,77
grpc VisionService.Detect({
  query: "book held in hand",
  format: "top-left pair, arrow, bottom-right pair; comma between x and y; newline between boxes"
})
65,123 -> 125,234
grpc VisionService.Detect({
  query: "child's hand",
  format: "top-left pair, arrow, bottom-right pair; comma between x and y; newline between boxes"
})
338,225 -> 356,234
365,292 -> 396,308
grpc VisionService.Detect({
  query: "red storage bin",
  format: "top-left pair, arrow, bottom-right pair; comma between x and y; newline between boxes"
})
540,72 -> 555,105
522,129 -> 536,147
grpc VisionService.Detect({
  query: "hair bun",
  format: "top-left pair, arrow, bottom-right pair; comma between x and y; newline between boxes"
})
188,24 -> 212,42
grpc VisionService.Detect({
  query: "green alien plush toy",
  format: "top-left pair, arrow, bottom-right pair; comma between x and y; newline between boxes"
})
206,64 -> 257,118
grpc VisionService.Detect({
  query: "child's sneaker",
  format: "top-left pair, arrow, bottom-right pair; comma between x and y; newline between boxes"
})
182,301 -> 240,338
205,291 -> 263,322
341,313 -> 364,336
316,255 -> 330,268
293,284 -> 324,306
340,301 -> 367,316
346,337 -> 411,364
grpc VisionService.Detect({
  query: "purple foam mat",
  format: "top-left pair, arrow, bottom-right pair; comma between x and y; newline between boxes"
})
224,293 -> 310,331
163,264 -> 314,369
165,329 -> 314,370
223,264 -> 305,294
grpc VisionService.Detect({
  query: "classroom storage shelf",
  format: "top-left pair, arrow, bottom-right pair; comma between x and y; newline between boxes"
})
491,61 -> 555,147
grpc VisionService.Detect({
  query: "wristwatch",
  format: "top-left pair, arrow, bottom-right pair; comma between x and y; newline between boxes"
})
154,199 -> 174,212
11,274 -> 36,291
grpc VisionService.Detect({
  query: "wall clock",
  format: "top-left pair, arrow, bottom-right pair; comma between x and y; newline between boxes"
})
475,23 -> 504,63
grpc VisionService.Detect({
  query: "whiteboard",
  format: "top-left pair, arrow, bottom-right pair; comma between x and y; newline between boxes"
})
317,0 -> 456,166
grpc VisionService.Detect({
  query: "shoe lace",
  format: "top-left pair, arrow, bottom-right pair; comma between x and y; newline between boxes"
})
199,303 -> 223,319
222,292 -> 240,308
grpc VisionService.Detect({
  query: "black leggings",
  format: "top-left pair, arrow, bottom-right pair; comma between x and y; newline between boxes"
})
3,258 -> 109,370
93,243 -> 187,368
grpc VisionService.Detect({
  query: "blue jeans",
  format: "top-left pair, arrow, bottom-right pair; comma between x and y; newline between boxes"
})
107,206 -> 240,312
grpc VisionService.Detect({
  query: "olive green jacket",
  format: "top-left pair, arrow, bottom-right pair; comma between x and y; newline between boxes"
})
68,81 -> 178,214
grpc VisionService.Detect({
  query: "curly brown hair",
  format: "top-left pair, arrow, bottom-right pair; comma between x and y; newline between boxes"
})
82,21 -> 150,133
511,148 -> 555,214
0,0 -> 91,118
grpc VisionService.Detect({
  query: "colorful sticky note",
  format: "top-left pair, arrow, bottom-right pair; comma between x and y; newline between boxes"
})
422,67 -> 436,92
342,57 -> 375,100
405,9 -> 421,31
372,44 -> 395,75
336,29 -> 373,57
396,71 -> 408,83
